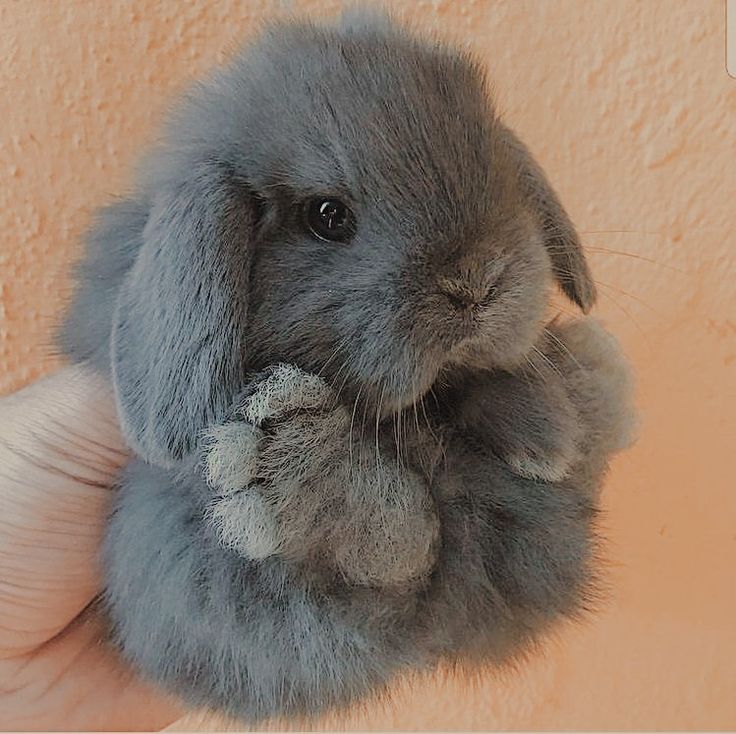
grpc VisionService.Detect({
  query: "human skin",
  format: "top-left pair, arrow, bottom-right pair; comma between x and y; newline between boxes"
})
0,366 -> 182,731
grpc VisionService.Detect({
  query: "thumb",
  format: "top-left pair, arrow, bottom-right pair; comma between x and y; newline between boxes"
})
0,366 -> 128,657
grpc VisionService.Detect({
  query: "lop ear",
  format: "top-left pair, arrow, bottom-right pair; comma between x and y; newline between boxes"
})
500,124 -> 596,312
111,168 -> 255,467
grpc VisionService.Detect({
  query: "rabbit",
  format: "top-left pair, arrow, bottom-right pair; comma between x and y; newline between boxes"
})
57,9 -> 635,725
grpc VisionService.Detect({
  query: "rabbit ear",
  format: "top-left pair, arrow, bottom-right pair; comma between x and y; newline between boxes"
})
111,169 -> 255,467
501,124 -> 596,312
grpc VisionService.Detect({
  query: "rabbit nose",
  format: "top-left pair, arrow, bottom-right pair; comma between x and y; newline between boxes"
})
438,277 -> 495,311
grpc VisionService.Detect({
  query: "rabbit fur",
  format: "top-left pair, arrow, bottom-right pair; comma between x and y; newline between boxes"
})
58,9 -> 635,724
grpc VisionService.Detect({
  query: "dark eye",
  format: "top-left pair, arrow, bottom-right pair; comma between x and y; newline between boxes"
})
304,198 -> 355,242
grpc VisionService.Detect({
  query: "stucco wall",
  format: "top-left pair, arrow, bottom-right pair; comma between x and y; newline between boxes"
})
1,0 -> 734,730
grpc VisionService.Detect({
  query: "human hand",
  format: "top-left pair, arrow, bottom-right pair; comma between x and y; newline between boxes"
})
0,366 -> 183,730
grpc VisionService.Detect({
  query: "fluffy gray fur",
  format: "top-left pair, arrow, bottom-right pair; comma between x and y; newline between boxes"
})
57,9 -> 634,725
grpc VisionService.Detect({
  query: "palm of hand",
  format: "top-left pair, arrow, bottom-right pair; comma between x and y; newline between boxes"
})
0,367 -> 181,731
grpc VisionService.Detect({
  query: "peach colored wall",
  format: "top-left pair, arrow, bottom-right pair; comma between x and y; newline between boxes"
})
1,0 -> 734,730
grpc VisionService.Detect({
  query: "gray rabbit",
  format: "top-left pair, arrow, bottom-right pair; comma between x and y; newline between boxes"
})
58,10 -> 634,724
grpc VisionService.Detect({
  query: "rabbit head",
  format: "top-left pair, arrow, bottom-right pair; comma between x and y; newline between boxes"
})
111,14 -> 596,467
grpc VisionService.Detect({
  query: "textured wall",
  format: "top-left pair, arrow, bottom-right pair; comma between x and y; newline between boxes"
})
1,0 -> 734,730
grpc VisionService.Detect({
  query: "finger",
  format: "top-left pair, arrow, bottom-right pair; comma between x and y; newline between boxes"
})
0,366 -> 128,656
0,609 -> 182,730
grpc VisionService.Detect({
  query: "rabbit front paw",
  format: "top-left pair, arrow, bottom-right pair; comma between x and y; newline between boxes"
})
546,318 -> 637,455
201,364 -> 439,588
449,367 -> 583,483
201,364 -> 338,561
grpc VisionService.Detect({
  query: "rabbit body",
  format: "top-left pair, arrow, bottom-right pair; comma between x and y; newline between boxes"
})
59,11 -> 634,724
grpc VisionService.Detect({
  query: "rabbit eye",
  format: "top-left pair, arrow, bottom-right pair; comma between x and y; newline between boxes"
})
304,198 -> 355,243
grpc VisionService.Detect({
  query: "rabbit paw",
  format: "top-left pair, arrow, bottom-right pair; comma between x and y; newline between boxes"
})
202,364 -> 439,587
546,318 -> 637,455
201,364 -> 335,560
452,367 -> 583,483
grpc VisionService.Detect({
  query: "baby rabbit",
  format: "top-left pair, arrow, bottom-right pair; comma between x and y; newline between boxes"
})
59,10 -> 634,724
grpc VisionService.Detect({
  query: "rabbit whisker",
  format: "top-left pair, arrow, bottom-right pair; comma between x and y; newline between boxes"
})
330,358 -> 353,407
597,287 -> 647,339
554,265 -> 649,339
530,344 -> 562,379
375,383 -> 386,476
349,383 -> 364,482
420,387 -> 440,448
593,279 -> 666,318
317,338 -> 348,379
543,327 -> 583,371
524,353 -> 547,384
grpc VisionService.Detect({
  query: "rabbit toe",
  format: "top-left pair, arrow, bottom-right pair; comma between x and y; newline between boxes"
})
503,441 -> 580,482
238,364 -> 333,425
206,488 -> 282,560
202,421 -> 264,493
